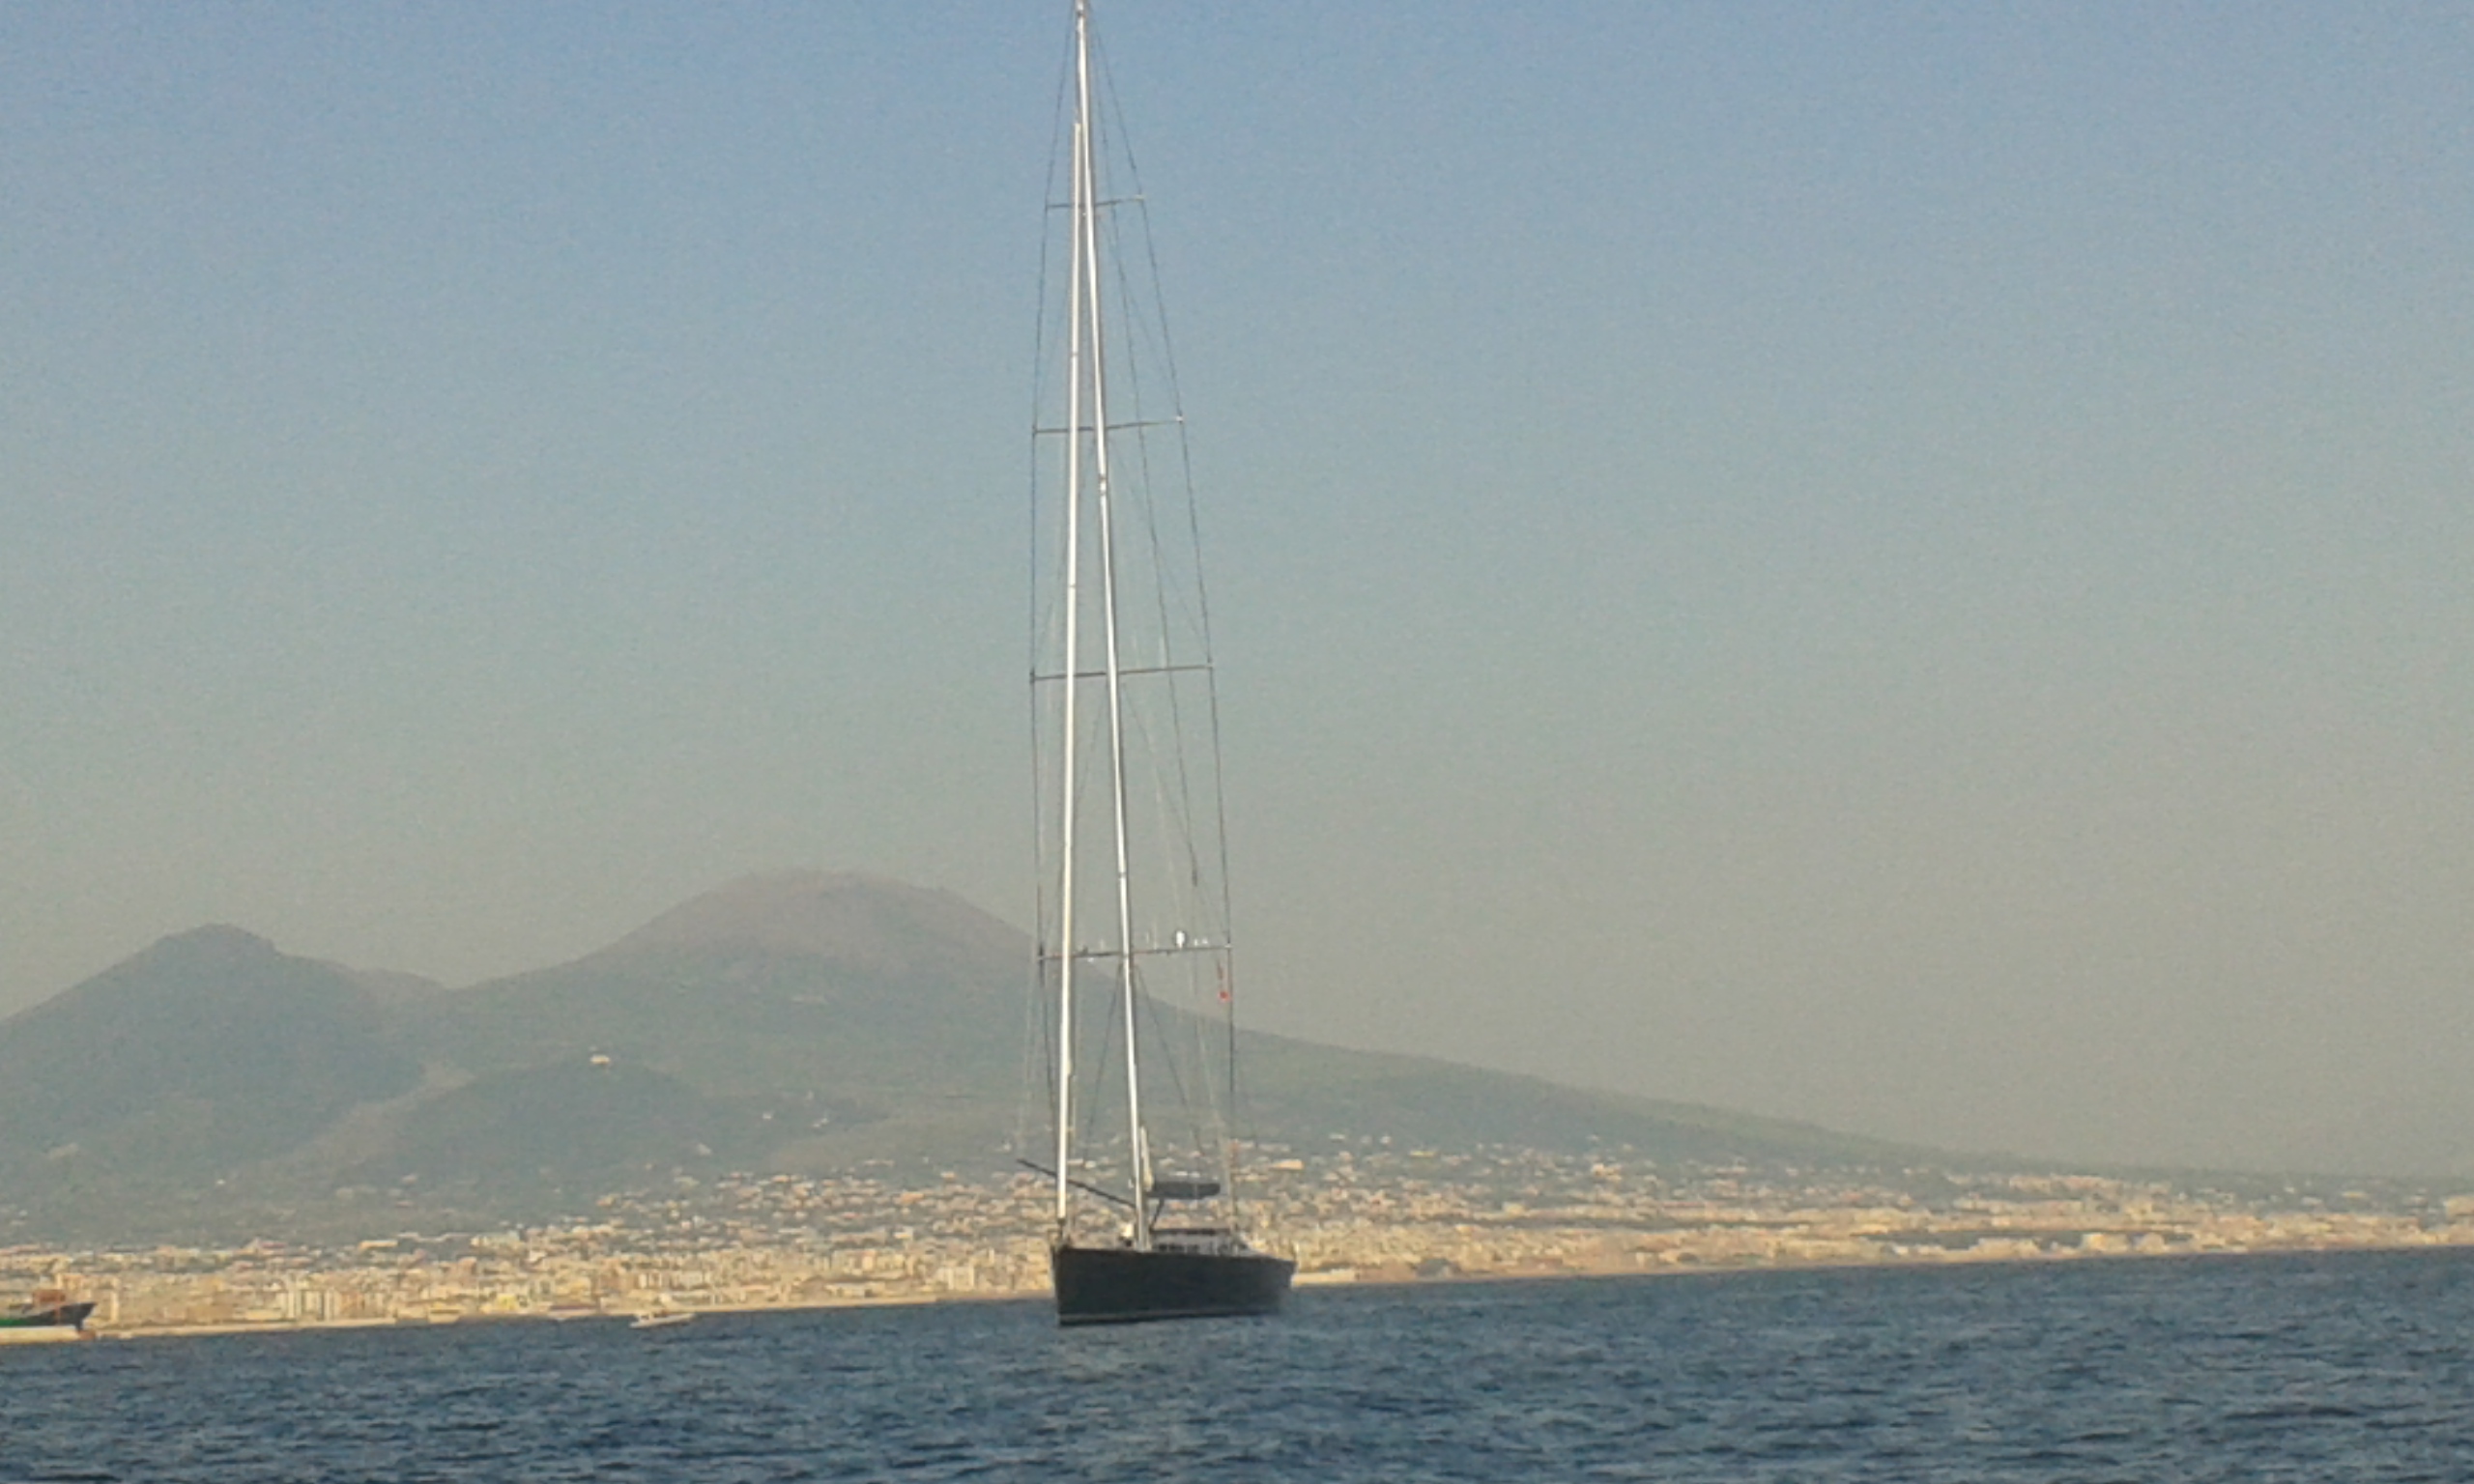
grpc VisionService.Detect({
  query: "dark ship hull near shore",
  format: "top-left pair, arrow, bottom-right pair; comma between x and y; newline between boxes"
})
1050,1243 -> 1294,1326
1,1299 -> 96,1330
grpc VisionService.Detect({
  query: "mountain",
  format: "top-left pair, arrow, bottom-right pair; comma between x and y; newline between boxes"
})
0,872 -> 1924,1240
380,872 -> 1027,1184
402,871 -> 1021,1113
0,926 -> 423,1207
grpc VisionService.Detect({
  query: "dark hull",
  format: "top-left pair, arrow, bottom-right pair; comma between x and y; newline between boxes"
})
0,1301 -> 95,1330
1050,1243 -> 1294,1326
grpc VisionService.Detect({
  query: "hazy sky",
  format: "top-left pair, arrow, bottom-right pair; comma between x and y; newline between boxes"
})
5,2 -> 2468,1176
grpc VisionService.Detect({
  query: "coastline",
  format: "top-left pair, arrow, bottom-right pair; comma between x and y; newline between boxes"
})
58,1235 -> 2474,1343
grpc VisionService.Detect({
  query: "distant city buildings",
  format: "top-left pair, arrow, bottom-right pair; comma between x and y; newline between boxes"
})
10,1150 -> 2472,1336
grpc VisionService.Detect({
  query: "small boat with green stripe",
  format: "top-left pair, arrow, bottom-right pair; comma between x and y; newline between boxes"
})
2,1290 -> 96,1332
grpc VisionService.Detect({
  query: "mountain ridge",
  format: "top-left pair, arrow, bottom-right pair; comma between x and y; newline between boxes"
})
1,870 -> 1937,1241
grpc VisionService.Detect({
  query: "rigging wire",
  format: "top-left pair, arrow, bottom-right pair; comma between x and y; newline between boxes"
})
1105,25 -> 1254,1220
1018,21 -> 1079,1170
1092,18 -> 1244,1204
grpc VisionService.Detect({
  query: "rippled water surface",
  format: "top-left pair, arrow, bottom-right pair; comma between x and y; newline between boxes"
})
13,1248 -> 2474,1481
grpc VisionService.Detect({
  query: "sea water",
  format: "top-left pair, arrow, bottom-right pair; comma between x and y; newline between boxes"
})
11,1248 -> 2474,1481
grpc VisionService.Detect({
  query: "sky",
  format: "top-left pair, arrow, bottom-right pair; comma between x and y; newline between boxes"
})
4,1 -> 2469,1177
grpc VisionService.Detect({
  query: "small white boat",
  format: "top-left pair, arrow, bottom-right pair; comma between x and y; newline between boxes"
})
629,1308 -> 694,1330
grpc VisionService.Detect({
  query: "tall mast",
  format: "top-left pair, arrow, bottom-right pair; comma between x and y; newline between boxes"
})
1050,0 -> 1093,1234
1073,0 -> 1152,1253
1058,0 -> 1151,1250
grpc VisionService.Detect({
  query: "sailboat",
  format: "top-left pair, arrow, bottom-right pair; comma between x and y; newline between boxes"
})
1023,0 -> 1294,1326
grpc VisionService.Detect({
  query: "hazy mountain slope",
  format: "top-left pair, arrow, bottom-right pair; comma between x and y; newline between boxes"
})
0,927 -> 422,1192
397,872 -> 1028,1169
345,1061 -> 790,1200
393,870 -> 1923,1178
1236,1030 -> 1918,1164
2,871 -> 1942,1239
